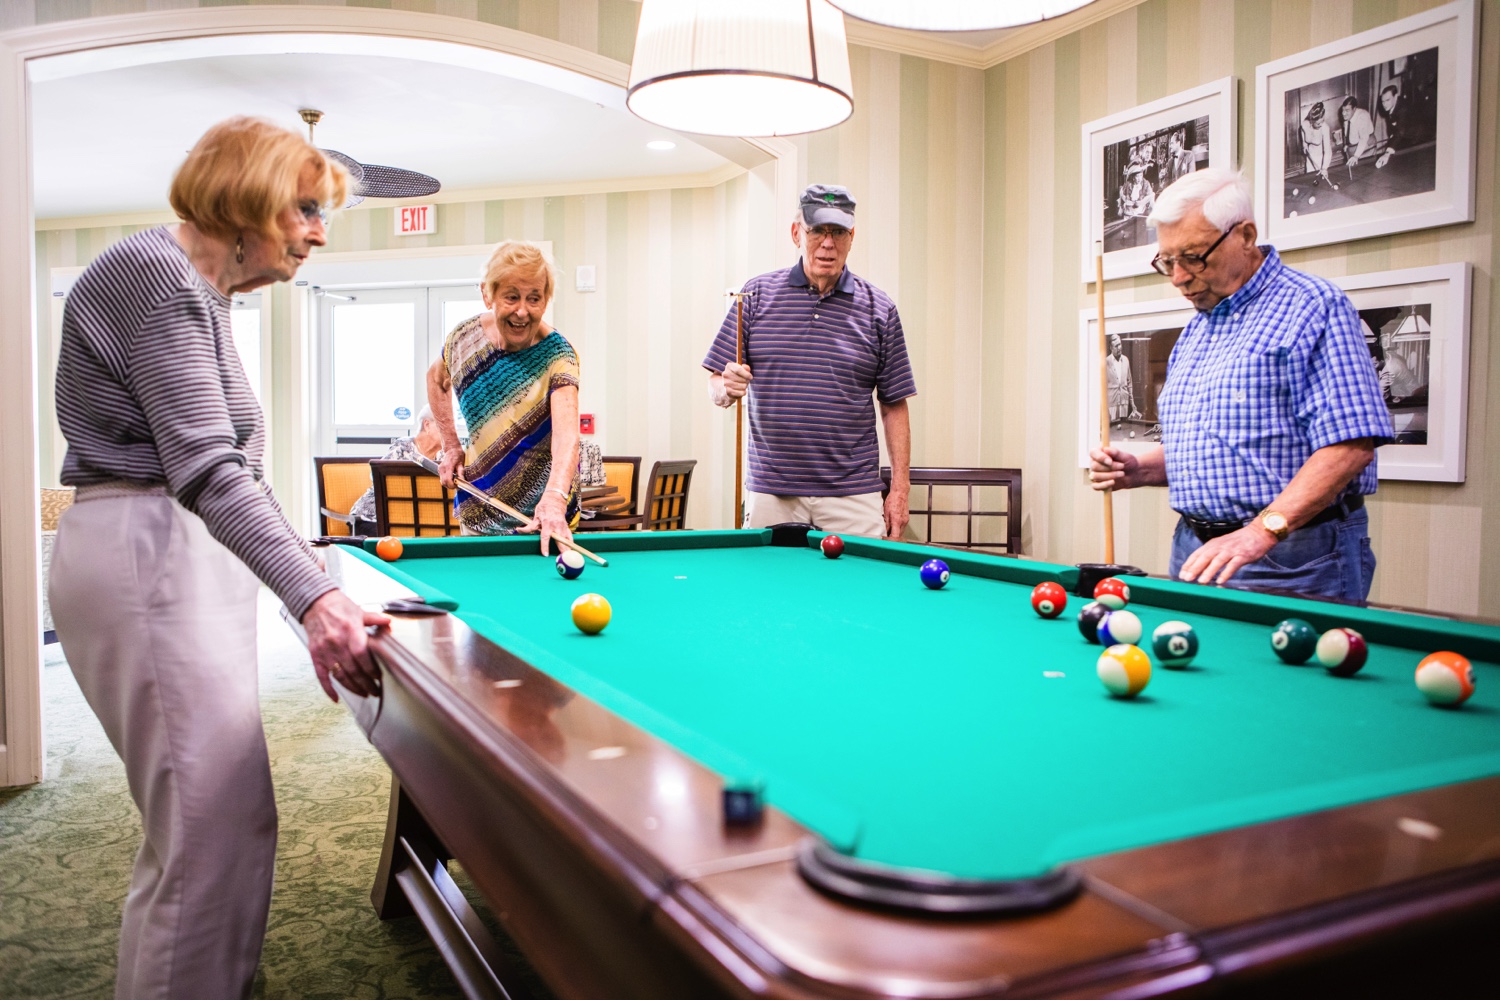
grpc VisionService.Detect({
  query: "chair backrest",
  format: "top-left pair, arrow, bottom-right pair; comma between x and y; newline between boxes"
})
315,457 -> 373,536
601,456 -> 642,514
371,460 -> 460,537
40,487 -> 76,532
644,459 -> 696,531
881,466 -> 1023,554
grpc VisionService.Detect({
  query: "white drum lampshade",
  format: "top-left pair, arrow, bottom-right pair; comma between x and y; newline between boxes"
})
627,0 -> 854,137
827,1 -> 1097,31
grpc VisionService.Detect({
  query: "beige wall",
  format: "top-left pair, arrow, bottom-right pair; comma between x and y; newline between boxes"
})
978,0 -> 1499,616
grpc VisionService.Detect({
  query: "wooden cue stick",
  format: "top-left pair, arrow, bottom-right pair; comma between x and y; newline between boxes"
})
1096,242 -> 1116,565
417,456 -> 608,566
734,294 -> 745,529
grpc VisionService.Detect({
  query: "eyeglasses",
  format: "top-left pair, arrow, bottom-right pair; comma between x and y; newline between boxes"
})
805,225 -> 852,243
298,201 -> 330,227
1150,223 -> 1238,276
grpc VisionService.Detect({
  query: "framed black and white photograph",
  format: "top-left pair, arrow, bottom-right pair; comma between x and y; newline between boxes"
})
1076,297 -> 1198,467
1336,263 -> 1471,482
1081,78 -> 1236,282
1254,0 -> 1478,251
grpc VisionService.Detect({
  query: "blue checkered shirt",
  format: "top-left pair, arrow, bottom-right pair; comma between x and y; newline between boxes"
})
1159,247 -> 1393,523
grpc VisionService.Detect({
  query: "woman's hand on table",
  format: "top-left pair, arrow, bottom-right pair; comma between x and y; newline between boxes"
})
521,491 -> 573,557
302,590 -> 391,702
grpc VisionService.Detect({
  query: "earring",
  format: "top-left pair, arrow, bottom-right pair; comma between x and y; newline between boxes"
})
235,235 -> 244,264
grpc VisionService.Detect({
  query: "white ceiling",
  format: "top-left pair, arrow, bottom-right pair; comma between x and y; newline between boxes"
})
30,45 -> 733,220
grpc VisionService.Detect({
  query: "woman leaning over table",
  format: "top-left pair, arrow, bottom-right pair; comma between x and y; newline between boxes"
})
48,116 -> 389,1000
428,240 -> 581,554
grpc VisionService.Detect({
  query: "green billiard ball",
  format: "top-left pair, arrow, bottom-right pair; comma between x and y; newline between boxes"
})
1270,618 -> 1318,664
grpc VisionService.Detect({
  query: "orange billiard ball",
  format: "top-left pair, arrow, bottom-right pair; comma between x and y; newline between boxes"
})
1415,651 -> 1475,706
375,536 -> 404,561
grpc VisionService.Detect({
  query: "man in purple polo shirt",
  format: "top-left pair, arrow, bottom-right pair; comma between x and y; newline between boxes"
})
704,184 -> 917,538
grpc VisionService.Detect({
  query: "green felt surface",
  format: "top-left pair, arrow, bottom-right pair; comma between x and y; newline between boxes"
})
350,534 -> 1500,882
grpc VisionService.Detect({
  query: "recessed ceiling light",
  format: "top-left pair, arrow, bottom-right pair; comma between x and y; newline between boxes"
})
646,139 -> 677,151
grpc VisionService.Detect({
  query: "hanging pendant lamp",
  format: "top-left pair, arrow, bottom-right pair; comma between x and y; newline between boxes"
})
627,0 -> 854,137
827,1 -> 1098,31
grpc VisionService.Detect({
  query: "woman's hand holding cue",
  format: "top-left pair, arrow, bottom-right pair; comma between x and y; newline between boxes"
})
437,449 -> 465,490
302,590 -> 391,702
521,490 -> 572,557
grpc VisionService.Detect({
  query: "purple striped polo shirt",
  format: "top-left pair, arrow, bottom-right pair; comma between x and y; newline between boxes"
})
703,260 -> 917,496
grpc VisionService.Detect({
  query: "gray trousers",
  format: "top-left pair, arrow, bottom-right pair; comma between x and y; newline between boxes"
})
49,488 -> 274,1000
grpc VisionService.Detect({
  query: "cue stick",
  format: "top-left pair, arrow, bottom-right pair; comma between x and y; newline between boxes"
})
1096,242 -> 1116,565
415,455 -> 608,567
728,290 -> 751,530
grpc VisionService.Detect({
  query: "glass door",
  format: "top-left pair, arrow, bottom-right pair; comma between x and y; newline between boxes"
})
318,288 -> 423,455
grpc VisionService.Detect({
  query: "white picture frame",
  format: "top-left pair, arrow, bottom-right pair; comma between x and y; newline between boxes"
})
1335,263 -> 1471,483
1080,77 -> 1237,282
1077,264 -> 1472,484
1253,0 -> 1478,252
1076,296 -> 1198,469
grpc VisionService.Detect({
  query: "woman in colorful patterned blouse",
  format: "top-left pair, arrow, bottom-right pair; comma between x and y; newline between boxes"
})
427,240 -> 580,554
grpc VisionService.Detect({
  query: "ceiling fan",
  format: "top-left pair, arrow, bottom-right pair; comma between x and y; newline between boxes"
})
299,108 -> 441,208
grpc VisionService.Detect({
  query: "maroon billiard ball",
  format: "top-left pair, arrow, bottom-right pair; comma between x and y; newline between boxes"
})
1316,627 -> 1368,677
1031,581 -> 1068,619
1093,576 -> 1131,610
820,534 -> 845,559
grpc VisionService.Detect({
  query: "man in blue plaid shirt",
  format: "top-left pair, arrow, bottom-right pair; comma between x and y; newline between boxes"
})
1089,170 -> 1393,602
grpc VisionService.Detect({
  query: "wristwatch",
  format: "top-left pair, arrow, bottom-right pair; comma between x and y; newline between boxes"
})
1258,509 -> 1290,542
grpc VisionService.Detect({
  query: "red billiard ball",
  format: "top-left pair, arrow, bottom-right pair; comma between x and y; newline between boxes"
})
1316,627 -> 1368,677
1031,581 -> 1068,619
375,536 -> 403,561
820,534 -> 845,559
1093,576 -> 1131,610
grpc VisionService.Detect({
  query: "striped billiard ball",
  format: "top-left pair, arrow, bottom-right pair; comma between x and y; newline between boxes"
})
1316,627 -> 1368,677
1415,651 -> 1475,706
1093,576 -> 1131,610
1097,609 -> 1143,647
1097,643 -> 1151,698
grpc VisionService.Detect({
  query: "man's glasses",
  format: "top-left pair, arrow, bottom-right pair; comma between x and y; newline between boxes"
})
1150,223 -> 1238,276
806,225 -> 852,244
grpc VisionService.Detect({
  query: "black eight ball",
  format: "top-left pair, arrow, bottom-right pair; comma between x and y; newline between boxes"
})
1077,601 -> 1110,645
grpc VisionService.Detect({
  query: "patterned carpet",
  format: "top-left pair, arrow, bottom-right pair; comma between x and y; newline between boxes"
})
0,591 -> 552,1000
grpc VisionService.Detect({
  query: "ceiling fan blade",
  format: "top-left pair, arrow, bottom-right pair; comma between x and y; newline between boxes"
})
355,163 -> 442,199
319,148 -> 368,208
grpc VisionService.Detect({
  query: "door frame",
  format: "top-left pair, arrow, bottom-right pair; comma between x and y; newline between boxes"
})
0,5 -> 797,786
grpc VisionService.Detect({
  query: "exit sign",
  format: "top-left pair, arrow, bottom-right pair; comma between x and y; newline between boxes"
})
396,204 -> 437,236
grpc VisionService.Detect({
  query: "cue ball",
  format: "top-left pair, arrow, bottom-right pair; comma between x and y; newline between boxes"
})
1097,609 -> 1143,647
820,534 -> 845,559
1151,620 -> 1198,668
1093,577 -> 1131,610
571,593 -> 612,634
1098,644 -> 1151,698
375,536 -> 403,561
1316,627 -> 1368,677
1415,651 -> 1475,706
1270,618 -> 1318,664
555,549 -> 586,579
1077,601 -> 1109,644
919,559 -> 950,589
1031,581 -> 1068,619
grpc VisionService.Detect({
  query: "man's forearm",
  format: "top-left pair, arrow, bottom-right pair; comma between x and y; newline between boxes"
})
880,399 -> 912,493
1266,439 -> 1374,530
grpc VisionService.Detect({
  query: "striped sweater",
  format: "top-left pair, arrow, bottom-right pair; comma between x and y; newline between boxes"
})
56,227 -> 334,619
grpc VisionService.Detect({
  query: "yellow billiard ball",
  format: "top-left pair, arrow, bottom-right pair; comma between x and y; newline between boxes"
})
1097,643 -> 1151,698
571,593 -> 612,635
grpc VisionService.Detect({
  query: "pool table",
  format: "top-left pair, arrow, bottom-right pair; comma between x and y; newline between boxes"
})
309,528 -> 1500,999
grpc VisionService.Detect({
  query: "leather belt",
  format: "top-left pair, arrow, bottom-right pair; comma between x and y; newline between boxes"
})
1179,494 -> 1364,543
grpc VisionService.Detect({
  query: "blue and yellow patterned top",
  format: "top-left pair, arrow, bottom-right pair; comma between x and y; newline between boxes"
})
443,316 -> 580,534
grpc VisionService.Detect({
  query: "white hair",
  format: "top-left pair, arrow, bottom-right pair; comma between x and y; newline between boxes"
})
416,404 -> 434,426
1149,168 -> 1254,231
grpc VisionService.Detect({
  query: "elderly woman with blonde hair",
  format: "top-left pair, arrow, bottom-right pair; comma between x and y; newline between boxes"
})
428,240 -> 581,554
49,116 -> 388,999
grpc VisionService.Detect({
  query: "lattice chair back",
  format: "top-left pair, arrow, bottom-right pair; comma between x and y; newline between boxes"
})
644,459 -> 697,531
371,460 -> 460,537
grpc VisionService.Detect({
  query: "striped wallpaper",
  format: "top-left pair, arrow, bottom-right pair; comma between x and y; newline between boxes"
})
20,0 -> 1500,617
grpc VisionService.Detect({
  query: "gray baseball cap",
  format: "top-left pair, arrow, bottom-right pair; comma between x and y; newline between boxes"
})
800,184 -> 856,229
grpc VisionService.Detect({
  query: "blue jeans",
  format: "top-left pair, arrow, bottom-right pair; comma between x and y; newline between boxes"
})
1168,507 -> 1375,603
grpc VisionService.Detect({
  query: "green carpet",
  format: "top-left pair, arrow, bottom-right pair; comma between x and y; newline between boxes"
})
0,591 -> 552,1000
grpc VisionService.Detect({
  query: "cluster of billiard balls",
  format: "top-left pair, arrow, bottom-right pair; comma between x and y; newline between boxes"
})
1037,577 -> 1197,698
1269,617 -> 1476,706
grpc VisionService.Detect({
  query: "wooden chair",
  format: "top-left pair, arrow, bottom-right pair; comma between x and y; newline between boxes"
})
577,458 -> 696,531
315,457 -> 373,536
643,459 -> 696,531
881,466 -> 1023,554
577,455 -> 642,532
370,460 -> 460,537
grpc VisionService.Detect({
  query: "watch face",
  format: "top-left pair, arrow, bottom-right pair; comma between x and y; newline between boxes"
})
1264,513 -> 1289,536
